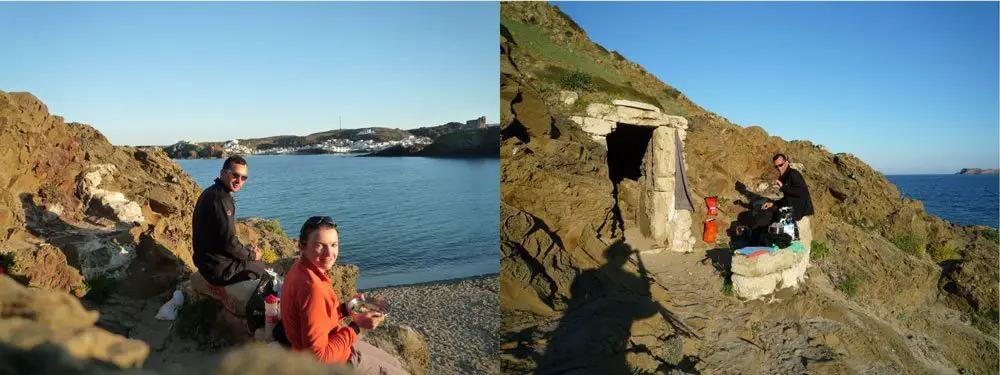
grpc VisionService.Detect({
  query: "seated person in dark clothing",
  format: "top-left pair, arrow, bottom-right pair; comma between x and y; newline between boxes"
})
192,155 -> 266,286
761,153 -> 815,246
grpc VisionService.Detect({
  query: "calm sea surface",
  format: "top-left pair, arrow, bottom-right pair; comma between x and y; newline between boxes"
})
886,174 -> 998,228
176,155 -> 499,289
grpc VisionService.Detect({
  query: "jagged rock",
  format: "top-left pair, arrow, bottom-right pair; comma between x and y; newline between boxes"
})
2,243 -> 87,297
0,275 -> 149,368
77,164 -> 146,224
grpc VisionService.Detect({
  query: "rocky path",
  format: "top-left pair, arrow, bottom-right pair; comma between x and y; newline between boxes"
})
85,291 -> 227,371
636,249 -> 992,375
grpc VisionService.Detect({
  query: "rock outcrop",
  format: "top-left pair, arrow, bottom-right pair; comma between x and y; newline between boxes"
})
0,274 -> 360,375
499,3 -> 998,374
0,275 -> 149,368
0,90 -> 430,374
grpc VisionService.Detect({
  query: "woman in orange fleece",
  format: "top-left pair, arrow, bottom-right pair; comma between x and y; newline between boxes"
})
281,216 -> 410,375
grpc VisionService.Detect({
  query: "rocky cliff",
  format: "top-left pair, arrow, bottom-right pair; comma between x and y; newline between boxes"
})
0,90 -> 429,374
499,3 -> 998,374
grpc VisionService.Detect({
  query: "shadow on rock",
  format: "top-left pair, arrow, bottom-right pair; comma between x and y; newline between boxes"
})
533,240 -> 697,374
15,192 -> 186,301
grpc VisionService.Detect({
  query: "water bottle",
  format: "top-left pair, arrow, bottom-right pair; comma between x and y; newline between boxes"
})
264,294 -> 280,341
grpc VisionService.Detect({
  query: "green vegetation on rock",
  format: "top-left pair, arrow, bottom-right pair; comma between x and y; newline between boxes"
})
261,246 -> 279,264
891,234 -> 924,257
928,243 -> 960,263
970,309 -> 998,337
811,240 -> 830,261
839,276 -> 858,298
258,220 -> 285,237
978,228 -> 998,243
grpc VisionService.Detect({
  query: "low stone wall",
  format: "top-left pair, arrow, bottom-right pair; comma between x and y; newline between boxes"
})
732,218 -> 813,300
732,248 -> 809,300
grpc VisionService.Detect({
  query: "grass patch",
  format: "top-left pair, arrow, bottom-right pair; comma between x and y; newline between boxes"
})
261,246 -> 279,264
501,17 -> 623,85
838,276 -> 858,298
811,240 -> 830,261
259,220 -> 285,237
84,275 -> 118,304
721,281 -> 733,297
539,66 -> 662,110
659,97 -> 689,117
927,243 -> 960,263
970,309 -> 998,337
176,298 -> 223,342
896,313 -> 907,321
559,70 -> 596,92
978,228 -> 998,243
890,234 -> 923,256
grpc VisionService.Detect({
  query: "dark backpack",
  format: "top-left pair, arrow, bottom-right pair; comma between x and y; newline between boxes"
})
244,272 -> 278,337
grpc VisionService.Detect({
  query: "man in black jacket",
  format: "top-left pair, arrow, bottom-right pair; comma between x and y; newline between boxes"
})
192,155 -> 266,286
762,153 -> 814,246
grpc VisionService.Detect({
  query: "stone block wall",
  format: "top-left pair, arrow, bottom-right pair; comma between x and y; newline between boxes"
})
570,100 -> 695,253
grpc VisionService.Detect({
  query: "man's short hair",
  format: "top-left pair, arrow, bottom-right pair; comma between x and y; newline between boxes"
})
222,155 -> 247,171
772,153 -> 788,162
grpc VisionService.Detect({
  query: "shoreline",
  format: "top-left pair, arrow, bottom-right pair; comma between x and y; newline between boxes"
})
360,273 -> 499,375
360,272 -> 500,291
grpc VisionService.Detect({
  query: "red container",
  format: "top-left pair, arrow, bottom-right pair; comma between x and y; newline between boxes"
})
703,218 -> 717,243
705,196 -> 719,216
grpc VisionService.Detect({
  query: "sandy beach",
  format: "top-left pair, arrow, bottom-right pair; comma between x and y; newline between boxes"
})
363,274 -> 500,375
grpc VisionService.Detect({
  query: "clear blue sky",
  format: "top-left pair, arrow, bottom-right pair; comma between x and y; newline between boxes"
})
556,2 -> 999,175
1,2 -> 498,146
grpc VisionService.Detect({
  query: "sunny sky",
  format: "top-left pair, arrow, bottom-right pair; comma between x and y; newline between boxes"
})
557,1 -> 999,175
1,2 -> 498,146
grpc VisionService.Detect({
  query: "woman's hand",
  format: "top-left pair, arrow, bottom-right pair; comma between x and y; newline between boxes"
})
354,311 -> 385,330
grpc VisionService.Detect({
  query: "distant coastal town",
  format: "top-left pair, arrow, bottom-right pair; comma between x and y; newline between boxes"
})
160,116 -> 498,159
215,134 -> 434,155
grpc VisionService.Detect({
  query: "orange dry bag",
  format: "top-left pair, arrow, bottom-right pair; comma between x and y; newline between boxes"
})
703,218 -> 717,243
705,196 -> 718,216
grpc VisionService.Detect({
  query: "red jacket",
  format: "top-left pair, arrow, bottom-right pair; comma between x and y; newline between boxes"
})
280,258 -> 358,363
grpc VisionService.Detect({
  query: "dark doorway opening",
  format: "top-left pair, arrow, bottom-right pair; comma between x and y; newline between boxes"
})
606,124 -> 654,184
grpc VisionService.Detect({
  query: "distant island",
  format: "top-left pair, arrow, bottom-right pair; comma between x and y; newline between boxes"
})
957,168 -> 999,175
158,117 -> 499,159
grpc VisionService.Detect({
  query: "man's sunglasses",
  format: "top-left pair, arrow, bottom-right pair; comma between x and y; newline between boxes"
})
304,215 -> 337,228
224,169 -> 248,181
774,162 -> 786,169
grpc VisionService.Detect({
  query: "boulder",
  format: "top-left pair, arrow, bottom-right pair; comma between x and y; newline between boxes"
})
0,275 -> 149,368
